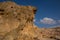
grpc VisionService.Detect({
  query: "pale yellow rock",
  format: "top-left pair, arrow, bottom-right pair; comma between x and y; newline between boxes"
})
0,1 -> 60,40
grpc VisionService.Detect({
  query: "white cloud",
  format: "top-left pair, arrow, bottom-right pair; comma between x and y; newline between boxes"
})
33,19 -> 36,22
58,20 -> 60,23
40,17 -> 56,25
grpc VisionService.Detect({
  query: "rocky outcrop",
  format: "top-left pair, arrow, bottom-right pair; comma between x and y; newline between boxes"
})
0,1 -> 60,40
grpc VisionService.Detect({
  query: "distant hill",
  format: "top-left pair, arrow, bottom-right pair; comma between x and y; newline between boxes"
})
0,1 -> 60,40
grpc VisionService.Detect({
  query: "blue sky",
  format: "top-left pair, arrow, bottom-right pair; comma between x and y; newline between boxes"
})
0,0 -> 60,28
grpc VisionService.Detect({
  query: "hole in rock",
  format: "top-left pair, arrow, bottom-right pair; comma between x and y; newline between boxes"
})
11,6 -> 13,8
0,9 -> 4,12
0,13 -> 4,15
21,28 -> 23,30
50,36 -> 53,38
33,37 -> 39,40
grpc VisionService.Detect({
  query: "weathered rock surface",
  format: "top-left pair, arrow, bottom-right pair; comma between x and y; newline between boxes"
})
0,1 -> 60,40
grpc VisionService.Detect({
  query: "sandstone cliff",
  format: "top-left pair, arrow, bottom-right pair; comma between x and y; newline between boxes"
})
0,1 -> 60,40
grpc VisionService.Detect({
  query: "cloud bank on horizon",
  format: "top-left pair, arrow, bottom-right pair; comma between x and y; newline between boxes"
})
40,17 -> 60,25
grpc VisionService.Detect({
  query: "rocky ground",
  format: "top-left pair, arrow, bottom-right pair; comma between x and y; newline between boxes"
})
0,1 -> 60,40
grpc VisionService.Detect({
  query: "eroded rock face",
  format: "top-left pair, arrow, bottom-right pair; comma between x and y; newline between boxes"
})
0,1 -> 60,40
0,1 -> 36,34
0,1 -> 37,40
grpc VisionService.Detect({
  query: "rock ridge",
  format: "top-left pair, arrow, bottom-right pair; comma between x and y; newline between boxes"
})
0,1 -> 60,40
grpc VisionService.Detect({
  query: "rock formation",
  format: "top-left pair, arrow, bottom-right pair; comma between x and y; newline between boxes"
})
0,1 -> 60,40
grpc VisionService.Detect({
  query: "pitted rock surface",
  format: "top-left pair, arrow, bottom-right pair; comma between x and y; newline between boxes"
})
0,1 -> 60,40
